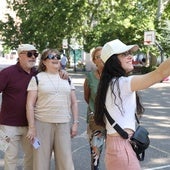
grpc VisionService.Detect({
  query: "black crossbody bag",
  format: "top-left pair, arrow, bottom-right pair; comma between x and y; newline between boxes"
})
104,108 -> 150,161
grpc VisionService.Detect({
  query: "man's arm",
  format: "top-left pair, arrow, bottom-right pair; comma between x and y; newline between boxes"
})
59,69 -> 69,79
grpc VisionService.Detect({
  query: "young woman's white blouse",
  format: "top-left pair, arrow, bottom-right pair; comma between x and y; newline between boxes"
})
105,76 -> 136,134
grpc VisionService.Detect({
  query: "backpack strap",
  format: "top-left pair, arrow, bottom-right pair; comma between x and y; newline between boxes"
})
34,75 -> 39,85
34,75 -> 71,86
68,77 -> 71,85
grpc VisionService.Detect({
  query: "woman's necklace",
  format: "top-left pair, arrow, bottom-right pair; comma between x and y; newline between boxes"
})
46,73 -> 60,93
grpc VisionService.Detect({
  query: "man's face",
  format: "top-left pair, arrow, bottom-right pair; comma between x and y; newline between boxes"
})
19,50 -> 38,69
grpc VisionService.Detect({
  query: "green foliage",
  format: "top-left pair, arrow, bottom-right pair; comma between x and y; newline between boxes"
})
141,65 -> 158,74
1,0 -> 87,51
0,0 -> 170,56
83,0 -> 158,51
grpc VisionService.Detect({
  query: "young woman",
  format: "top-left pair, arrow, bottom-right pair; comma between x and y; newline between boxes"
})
84,47 -> 105,170
26,49 -> 79,170
94,39 -> 170,170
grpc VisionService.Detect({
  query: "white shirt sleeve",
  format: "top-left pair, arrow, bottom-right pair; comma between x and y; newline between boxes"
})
27,76 -> 38,91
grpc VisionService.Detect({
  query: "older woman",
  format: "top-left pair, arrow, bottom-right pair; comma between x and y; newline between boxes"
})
26,49 -> 79,170
84,47 -> 105,170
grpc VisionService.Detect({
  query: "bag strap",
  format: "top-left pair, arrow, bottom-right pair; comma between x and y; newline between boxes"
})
105,107 -> 140,139
104,108 -> 128,139
135,113 -> 140,124
137,152 -> 145,161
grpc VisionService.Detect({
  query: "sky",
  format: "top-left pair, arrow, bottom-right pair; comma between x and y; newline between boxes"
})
0,0 -> 7,20
0,0 -> 15,21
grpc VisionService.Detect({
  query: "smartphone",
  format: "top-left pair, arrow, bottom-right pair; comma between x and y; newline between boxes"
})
32,137 -> 40,149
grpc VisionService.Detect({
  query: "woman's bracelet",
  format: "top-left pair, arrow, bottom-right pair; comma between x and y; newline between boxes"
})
73,120 -> 79,124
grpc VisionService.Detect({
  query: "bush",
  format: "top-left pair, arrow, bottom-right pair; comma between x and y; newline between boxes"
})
141,66 -> 157,74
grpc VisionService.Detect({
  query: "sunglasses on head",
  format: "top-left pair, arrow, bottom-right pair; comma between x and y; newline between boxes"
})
119,51 -> 132,57
27,51 -> 39,58
45,54 -> 61,60
94,55 -> 101,59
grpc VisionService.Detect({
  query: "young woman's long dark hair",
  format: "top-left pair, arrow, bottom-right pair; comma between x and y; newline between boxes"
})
94,54 -> 144,127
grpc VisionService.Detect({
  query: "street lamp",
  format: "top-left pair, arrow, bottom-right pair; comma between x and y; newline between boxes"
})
155,41 -> 164,63
69,43 -> 79,72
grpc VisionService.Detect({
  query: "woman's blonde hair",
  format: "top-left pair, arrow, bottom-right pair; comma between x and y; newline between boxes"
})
37,48 -> 60,72
91,46 -> 102,61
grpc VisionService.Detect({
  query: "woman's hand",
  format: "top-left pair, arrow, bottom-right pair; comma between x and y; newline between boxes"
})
70,123 -> 78,138
26,127 -> 36,142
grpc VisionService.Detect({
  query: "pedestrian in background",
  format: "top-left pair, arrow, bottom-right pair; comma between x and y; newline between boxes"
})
94,39 -> 170,170
84,47 -> 105,170
26,48 -> 79,170
60,53 -> 68,70
0,44 -> 38,170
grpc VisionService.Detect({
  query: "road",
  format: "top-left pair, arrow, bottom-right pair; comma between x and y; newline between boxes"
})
0,64 -> 170,170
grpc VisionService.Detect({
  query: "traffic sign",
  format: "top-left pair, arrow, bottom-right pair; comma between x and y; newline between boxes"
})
62,39 -> 68,49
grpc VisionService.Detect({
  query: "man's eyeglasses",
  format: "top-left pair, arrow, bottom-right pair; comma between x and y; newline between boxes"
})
21,51 -> 39,58
45,54 -> 61,60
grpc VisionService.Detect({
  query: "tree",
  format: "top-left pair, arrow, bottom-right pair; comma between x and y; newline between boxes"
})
0,0 -> 170,55
0,0 -> 87,51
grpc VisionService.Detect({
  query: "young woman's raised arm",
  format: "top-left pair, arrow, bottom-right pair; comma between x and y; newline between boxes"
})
131,57 -> 170,91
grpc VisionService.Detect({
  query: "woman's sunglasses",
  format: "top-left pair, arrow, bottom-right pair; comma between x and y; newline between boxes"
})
45,54 -> 61,60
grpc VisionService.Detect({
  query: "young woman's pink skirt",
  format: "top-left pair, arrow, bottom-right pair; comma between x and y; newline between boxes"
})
105,134 -> 141,170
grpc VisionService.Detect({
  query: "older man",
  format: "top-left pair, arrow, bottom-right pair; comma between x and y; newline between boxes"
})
0,44 -> 38,170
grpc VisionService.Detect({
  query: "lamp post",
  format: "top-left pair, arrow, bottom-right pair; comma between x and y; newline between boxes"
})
69,44 -> 79,72
69,45 -> 76,72
63,38 -> 80,72
155,41 -> 164,63
73,49 -> 76,72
